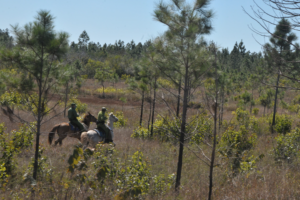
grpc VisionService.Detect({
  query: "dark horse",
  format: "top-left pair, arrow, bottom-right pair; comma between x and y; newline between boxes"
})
48,112 -> 97,146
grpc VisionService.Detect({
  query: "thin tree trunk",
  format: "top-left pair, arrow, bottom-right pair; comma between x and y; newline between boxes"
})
102,83 -> 105,98
208,48 -> 218,200
148,87 -> 152,132
272,72 -> 280,134
250,88 -> 253,114
175,67 -> 189,192
140,90 -> 144,126
219,85 -> 224,132
33,52 -> 43,180
176,77 -> 181,117
151,78 -> 157,136
64,82 -> 69,117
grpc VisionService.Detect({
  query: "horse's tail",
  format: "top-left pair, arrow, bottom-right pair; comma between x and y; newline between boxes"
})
48,124 -> 60,145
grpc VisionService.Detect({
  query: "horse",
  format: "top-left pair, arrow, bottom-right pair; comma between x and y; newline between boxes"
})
81,112 -> 118,150
48,112 -> 97,146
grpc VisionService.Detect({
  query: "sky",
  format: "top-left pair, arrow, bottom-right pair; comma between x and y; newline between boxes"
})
0,0 -> 280,53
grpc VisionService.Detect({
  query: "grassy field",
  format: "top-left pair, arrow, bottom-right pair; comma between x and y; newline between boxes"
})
1,79 -> 300,200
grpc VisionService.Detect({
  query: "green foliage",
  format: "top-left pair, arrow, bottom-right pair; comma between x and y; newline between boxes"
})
67,97 -> 87,114
233,108 -> 259,132
132,113 -> 213,144
280,100 -> 289,109
268,114 -> 293,135
252,108 -> 259,115
219,125 -> 258,176
189,114 -> 213,145
259,89 -> 274,111
114,111 -> 128,128
292,94 -> 300,105
115,151 -> 150,197
23,146 -> 52,182
0,91 -> 50,115
274,128 -> 300,163
65,144 -> 174,198
152,115 -> 181,142
219,108 -> 262,175
67,145 -> 84,173
131,126 -> 150,139
0,122 -> 35,184
241,91 -> 251,104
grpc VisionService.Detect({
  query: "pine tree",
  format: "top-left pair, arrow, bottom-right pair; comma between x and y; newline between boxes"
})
265,18 -> 297,133
0,10 -> 69,180
153,0 -> 213,192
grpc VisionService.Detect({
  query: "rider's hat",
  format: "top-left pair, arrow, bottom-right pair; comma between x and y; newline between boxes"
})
71,103 -> 76,107
102,107 -> 107,111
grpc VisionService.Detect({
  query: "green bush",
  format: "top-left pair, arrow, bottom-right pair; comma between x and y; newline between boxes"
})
280,100 -> 289,109
219,125 -> 257,176
152,115 -> 181,142
66,144 -> 175,198
23,146 -> 52,183
189,114 -> 213,144
269,114 -> 293,135
252,108 -> 259,115
274,128 -> 300,163
114,111 -> 128,128
241,91 -> 251,104
0,122 -> 35,185
131,126 -> 150,139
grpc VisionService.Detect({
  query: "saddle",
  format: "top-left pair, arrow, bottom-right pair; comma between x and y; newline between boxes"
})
94,129 -> 105,138
95,127 -> 113,143
69,123 -> 80,132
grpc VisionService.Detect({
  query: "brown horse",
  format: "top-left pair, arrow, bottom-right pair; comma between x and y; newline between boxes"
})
48,112 -> 97,146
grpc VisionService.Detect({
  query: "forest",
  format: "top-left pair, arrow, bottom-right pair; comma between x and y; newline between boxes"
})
1,0 -> 300,199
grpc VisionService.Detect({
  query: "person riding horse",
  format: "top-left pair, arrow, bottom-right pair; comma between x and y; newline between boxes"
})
68,103 -> 84,133
97,107 -> 112,142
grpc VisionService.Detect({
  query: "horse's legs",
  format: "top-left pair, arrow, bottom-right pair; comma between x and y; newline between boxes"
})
55,132 -> 67,146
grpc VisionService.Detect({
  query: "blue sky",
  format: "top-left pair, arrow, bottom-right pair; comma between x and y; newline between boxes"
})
0,0 -> 279,53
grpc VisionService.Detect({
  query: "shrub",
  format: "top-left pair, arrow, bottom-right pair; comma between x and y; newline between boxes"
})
131,113 -> 213,144
23,146 -> 52,183
114,111 -> 128,128
189,114 -> 213,144
241,91 -> 251,104
280,100 -> 289,109
274,128 -> 300,163
131,126 -> 150,139
269,114 -> 293,135
288,104 -> 300,113
65,144 -> 174,198
152,115 -> 180,142
0,123 -> 35,184
292,94 -> 300,105
252,108 -> 259,115
219,126 -> 257,176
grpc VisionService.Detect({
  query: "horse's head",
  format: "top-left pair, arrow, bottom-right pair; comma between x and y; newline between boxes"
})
109,112 -> 118,123
83,112 -> 97,124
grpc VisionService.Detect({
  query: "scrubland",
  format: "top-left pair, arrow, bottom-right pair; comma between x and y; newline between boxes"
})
1,79 -> 300,200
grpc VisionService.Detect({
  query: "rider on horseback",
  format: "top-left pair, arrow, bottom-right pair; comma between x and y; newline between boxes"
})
68,103 -> 85,133
96,107 -> 112,142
